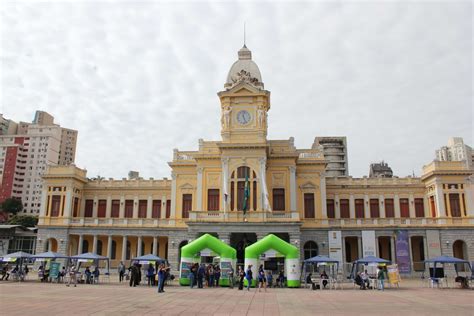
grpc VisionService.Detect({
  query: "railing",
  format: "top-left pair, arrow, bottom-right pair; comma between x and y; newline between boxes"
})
188,211 -> 300,222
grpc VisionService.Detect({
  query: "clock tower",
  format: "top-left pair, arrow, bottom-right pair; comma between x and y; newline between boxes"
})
218,45 -> 270,144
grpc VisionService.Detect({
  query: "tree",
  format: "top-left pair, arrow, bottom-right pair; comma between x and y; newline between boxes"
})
7,215 -> 38,227
0,198 -> 23,215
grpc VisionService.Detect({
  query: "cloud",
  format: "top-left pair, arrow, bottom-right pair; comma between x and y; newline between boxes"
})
1,1 -> 472,179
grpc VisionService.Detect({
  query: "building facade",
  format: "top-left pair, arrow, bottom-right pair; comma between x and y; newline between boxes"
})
0,111 -> 78,215
35,46 -> 474,277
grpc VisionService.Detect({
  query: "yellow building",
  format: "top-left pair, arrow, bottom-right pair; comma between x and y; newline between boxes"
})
36,45 -> 474,276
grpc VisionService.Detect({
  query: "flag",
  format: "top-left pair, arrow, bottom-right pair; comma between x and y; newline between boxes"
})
242,174 -> 250,214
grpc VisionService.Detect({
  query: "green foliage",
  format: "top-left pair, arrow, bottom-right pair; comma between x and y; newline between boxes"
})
0,198 -> 23,215
7,215 -> 38,227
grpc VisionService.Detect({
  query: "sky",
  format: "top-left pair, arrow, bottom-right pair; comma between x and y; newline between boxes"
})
1,0 -> 472,179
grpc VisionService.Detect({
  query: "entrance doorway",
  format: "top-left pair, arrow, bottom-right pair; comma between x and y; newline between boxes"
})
345,237 -> 359,263
410,236 -> 425,271
378,237 -> 392,261
230,233 -> 257,265
453,240 -> 468,272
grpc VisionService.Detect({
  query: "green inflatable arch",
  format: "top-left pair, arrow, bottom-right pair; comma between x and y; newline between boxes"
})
179,234 -> 237,286
244,234 -> 301,287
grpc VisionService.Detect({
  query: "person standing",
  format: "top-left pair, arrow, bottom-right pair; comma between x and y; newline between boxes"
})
66,264 -> 77,287
257,265 -> 266,292
147,264 -> 155,286
238,266 -> 245,290
245,265 -> 253,291
209,265 -> 214,288
157,263 -> 166,293
215,265 -> 221,287
129,264 -> 139,287
228,265 -> 234,289
377,266 -> 385,291
189,263 -> 196,289
197,264 -> 205,289
118,261 -> 125,283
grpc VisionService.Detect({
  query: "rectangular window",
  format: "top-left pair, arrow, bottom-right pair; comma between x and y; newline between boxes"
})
304,193 -> 315,218
111,200 -> 120,218
400,198 -> 409,217
73,197 -> 79,217
207,189 -> 220,211
385,199 -> 394,218
237,181 -> 245,211
97,199 -> 106,218
449,193 -> 461,217
152,200 -> 161,218
370,199 -> 379,218
355,199 -> 364,218
415,198 -> 425,218
138,200 -> 147,218
84,199 -> 93,217
273,189 -> 285,211
230,182 -> 235,211
51,195 -> 61,217
340,199 -> 350,218
326,199 -> 335,218
182,194 -> 192,218
124,200 -> 133,218
166,200 -> 171,218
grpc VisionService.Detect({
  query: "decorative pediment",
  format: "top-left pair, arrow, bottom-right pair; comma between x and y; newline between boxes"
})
179,183 -> 194,190
226,81 -> 261,94
299,181 -> 319,191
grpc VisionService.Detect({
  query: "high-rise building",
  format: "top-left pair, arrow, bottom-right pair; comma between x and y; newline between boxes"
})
312,137 -> 348,176
0,111 -> 78,215
436,137 -> 473,169
369,161 -> 393,178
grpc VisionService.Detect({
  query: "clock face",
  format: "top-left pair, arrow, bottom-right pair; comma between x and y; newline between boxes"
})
237,110 -> 252,125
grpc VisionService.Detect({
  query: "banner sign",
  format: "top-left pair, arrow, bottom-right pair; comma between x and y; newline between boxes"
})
180,261 -> 192,279
328,231 -> 343,265
220,261 -> 232,279
395,230 -> 411,274
261,249 -> 283,259
50,262 -> 60,279
199,248 -> 216,257
362,231 -> 376,257
387,264 -> 401,285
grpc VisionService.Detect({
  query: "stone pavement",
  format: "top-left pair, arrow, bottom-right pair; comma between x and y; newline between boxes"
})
0,279 -> 473,316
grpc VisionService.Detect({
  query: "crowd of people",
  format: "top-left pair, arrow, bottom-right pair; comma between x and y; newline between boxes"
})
188,263 -> 223,288
354,266 -> 387,291
0,264 -> 29,281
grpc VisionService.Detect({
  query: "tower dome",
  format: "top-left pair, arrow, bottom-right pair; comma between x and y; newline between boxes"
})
225,45 -> 264,90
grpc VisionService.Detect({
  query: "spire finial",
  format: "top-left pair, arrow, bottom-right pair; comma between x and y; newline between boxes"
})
244,22 -> 246,47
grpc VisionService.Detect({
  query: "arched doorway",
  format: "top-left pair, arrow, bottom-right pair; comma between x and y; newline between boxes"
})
453,240 -> 468,272
46,238 -> 58,252
231,233 -> 257,264
177,240 -> 188,271
303,241 -> 318,260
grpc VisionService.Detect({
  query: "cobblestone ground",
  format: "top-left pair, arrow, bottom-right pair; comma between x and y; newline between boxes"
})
0,279 -> 473,315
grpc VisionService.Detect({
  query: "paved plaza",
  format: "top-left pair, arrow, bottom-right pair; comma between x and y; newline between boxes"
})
0,279 -> 473,315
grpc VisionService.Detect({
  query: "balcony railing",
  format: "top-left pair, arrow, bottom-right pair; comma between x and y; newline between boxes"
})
39,217 -> 177,227
188,211 -> 300,222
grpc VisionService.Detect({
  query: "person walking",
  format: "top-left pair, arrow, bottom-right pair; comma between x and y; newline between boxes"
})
245,265 -> 253,291
197,264 -> 205,289
157,263 -> 166,293
118,261 -> 125,283
377,266 -> 385,291
238,266 -> 245,290
228,265 -> 234,289
257,265 -> 266,292
66,264 -> 77,287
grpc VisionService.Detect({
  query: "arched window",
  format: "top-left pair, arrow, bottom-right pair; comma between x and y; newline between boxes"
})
303,241 -> 318,260
126,241 -> 131,260
96,240 -> 103,255
111,240 -> 117,259
230,166 -> 257,211
82,240 -> 89,254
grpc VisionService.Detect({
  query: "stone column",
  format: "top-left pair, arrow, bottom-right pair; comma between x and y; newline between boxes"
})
106,195 -> 112,218
357,237 -> 363,258
137,236 -> 143,257
119,196 -> 125,218
320,175 -> 327,218
121,236 -> 127,261
152,236 -> 158,255
64,187 -> 73,218
390,236 -> 395,262
133,197 -> 139,218
379,195 -> 385,218
170,172 -> 177,218
394,195 -> 401,218
147,196 -> 153,218
364,194 -> 370,218
464,181 -> 474,216
92,235 -> 98,254
93,196 -> 98,218
409,194 -> 415,218
434,181 -> 446,216
218,232 -> 231,245
80,197 -> 86,217
161,195 -> 167,219
107,235 -> 113,259
335,194 -> 341,218
48,239 -> 52,252
349,195 -> 355,218
78,235 -> 84,254
196,167 -> 203,211
289,166 -> 297,212
39,187 -> 49,217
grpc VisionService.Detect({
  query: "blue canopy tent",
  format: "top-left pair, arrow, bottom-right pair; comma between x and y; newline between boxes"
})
132,254 -> 166,264
69,252 -> 110,274
424,256 -> 472,277
350,256 -> 390,279
303,255 -> 340,287
1,251 -> 34,281
33,251 -> 69,260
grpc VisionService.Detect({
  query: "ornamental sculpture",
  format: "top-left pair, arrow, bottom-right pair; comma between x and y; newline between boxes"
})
230,69 -> 261,88
221,105 -> 232,129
